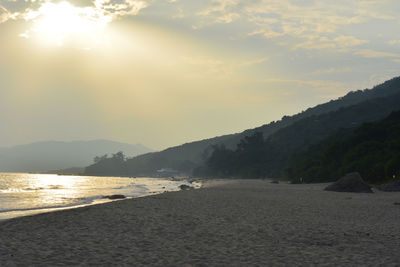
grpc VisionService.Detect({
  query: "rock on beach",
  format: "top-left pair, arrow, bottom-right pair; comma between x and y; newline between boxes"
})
324,172 -> 373,193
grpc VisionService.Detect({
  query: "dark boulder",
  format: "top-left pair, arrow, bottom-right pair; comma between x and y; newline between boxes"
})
324,172 -> 373,193
104,194 -> 126,200
271,180 -> 279,184
179,184 -> 194,190
377,180 -> 400,192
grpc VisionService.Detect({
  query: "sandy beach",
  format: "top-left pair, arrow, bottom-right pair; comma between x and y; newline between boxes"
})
0,179 -> 399,266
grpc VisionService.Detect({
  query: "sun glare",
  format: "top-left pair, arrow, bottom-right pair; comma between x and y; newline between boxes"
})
24,2 -> 111,48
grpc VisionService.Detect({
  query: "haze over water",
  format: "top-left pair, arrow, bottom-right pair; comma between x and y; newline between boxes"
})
0,173 -> 195,220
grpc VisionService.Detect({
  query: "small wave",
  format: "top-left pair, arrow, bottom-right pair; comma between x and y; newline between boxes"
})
112,183 -> 137,190
0,188 -> 28,193
28,185 -> 64,190
1,185 -> 67,192
75,195 -> 104,203
0,186 -> 65,193
0,195 -> 105,214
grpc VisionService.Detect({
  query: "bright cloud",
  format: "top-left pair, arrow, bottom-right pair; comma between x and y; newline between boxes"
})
295,35 -> 368,51
185,0 -> 397,52
0,3 -> 21,23
0,0 -> 147,24
0,0 -> 147,47
311,67 -> 353,75
0,5 -> 8,23
354,49 -> 400,59
22,2 -> 111,46
387,40 -> 400,46
94,0 -> 147,17
197,0 -> 240,23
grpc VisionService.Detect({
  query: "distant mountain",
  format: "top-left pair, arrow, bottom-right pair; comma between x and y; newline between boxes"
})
84,76 -> 400,177
0,140 -> 153,173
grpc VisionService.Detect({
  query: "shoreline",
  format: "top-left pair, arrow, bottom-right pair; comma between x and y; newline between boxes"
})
0,176 -> 202,221
0,197 -> 112,222
1,179 -> 399,265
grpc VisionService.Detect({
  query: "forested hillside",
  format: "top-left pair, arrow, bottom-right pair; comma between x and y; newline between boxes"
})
286,111 -> 400,183
195,92 -> 400,179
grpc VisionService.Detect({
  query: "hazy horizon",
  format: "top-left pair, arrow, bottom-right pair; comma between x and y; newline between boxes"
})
1,0 -> 399,150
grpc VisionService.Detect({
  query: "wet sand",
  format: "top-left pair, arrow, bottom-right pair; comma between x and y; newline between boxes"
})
0,180 -> 399,266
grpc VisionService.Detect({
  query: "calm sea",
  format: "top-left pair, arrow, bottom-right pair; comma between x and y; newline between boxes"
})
0,173 -> 198,220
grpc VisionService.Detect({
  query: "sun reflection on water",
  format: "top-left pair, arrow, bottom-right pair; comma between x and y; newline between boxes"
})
27,174 -> 83,206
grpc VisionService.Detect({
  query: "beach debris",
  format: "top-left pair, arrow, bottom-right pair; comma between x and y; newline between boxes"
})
179,184 -> 194,190
394,202 -> 400,205
271,180 -> 279,184
104,194 -> 126,200
376,180 -> 400,192
324,172 -> 373,193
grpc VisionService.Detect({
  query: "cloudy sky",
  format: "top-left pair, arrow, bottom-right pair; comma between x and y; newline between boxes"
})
0,0 -> 399,150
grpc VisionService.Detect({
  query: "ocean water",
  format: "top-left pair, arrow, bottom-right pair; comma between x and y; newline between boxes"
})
0,173 -> 198,220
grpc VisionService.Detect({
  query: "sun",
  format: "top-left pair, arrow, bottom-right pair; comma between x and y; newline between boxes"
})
23,1 -> 111,48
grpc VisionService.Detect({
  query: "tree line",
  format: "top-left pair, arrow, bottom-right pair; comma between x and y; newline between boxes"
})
195,110 -> 400,184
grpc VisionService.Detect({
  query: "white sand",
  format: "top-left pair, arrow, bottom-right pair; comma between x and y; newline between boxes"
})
0,180 -> 399,266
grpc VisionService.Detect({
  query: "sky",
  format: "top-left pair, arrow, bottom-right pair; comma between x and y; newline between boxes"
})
0,0 -> 399,150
